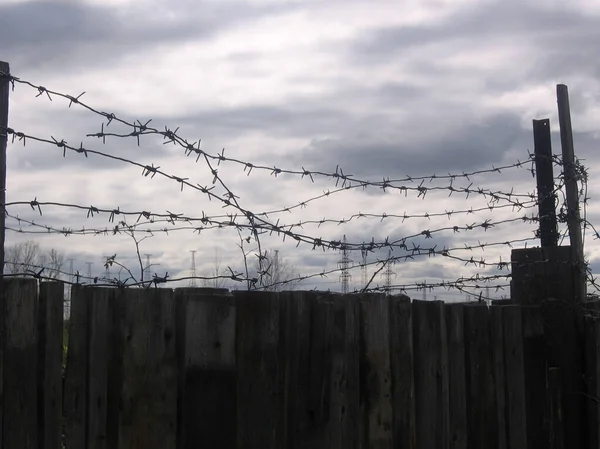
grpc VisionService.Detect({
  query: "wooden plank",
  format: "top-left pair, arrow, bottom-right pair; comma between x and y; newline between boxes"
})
522,305 -> 548,449
541,299 -> 585,448
390,294 -> 414,449
176,287 -> 236,449
280,291 -> 313,448
511,247 -> 575,305
491,306 -> 508,449
327,293 -> 360,449
118,288 -> 177,449
106,289 -> 123,449
87,288 -> 112,449
235,291 -> 285,449
38,282 -> 65,449
359,293 -> 393,448
412,300 -> 449,449
445,303 -> 467,449
547,367 -> 565,449
584,300 -> 600,449
464,304 -> 498,449
502,305 -> 528,449
63,284 -> 89,449
2,278 -> 38,449
0,279 -> 4,449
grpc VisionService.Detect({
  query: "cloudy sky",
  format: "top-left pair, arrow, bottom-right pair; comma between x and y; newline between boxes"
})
2,0 -> 599,299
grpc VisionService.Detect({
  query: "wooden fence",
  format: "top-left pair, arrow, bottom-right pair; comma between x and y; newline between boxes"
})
1,278 -> 600,449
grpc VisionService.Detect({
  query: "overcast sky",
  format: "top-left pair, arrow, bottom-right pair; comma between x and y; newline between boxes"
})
2,0 -> 600,300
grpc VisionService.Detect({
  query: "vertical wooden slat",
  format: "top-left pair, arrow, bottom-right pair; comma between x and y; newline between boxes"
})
235,291 -> 285,449
502,306 -> 528,449
38,282 -> 64,449
118,288 -> 177,449
390,295 -> 414,449
547,367 -> 565,449
541,299 -> 585,448
63,285 -> 89,449
464,304 -> 498,449
413,300 -> 449,449
2,278 -> 38,449
280,291 -> 313,448
106,289 -> 123,449
491,306 -> 508,449
327,293 -> 360,449
522,305 -> 548,449
176,288 -> 236,449
0,279 -> 4,449
445,303 -> 467,449
584,300 -> 600,449
360,293 -> 393,448
87,288 -> 112,449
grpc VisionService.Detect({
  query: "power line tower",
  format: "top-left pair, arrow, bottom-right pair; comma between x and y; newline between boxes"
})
189,250 -> 197,287
361,249 -> 368,289
86,262 -> 93,283
338,235 -> 353,294
380,250 -> 396,295
144,254 -> 153,281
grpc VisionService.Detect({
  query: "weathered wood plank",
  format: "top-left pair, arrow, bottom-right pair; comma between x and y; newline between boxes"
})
63,284 -> 89,449
464,304 -> 498,449
541,299 -> 585,448
502,305 -> 528,449
235,290 -> 285,449
511,247 -> 575,305
547,367 -> 565,449
360,293 -> 393,449
118,288 -> 177,449
522,305 -> 548,449
584,300 -> 600,449
2,278 -> 38,449
327,293 -> 360,449
491,305 -> 508,449
412,300 -> 449,449
280,291 -> 313,449
38,282 -> 64,449
445,303 -> 467,449
390,295 -> 414,449
87,288 -> 112,449
106,289 -> 123,449
176,287 -> 236,449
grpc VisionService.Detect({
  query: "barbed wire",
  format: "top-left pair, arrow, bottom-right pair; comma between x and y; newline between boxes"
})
1,69 -> 597,299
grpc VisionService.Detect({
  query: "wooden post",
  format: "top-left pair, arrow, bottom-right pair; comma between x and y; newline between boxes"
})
532,119 -> 558,247
557,84 -> 586,303
0,61 -> 10,276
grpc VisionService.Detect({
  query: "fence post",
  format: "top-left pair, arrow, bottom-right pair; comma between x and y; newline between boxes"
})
0,61 -> 10,277
557,84 -> 586,303
532,119 -> 558,247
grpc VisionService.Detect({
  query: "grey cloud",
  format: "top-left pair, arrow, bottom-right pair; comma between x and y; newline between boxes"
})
0,0 -> 295,72
288,112 -> 530,179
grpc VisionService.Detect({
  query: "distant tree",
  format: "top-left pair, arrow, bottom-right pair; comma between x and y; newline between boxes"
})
201,249 -> 229,289
4,240 -> 65,279
254,249 -> 301,291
